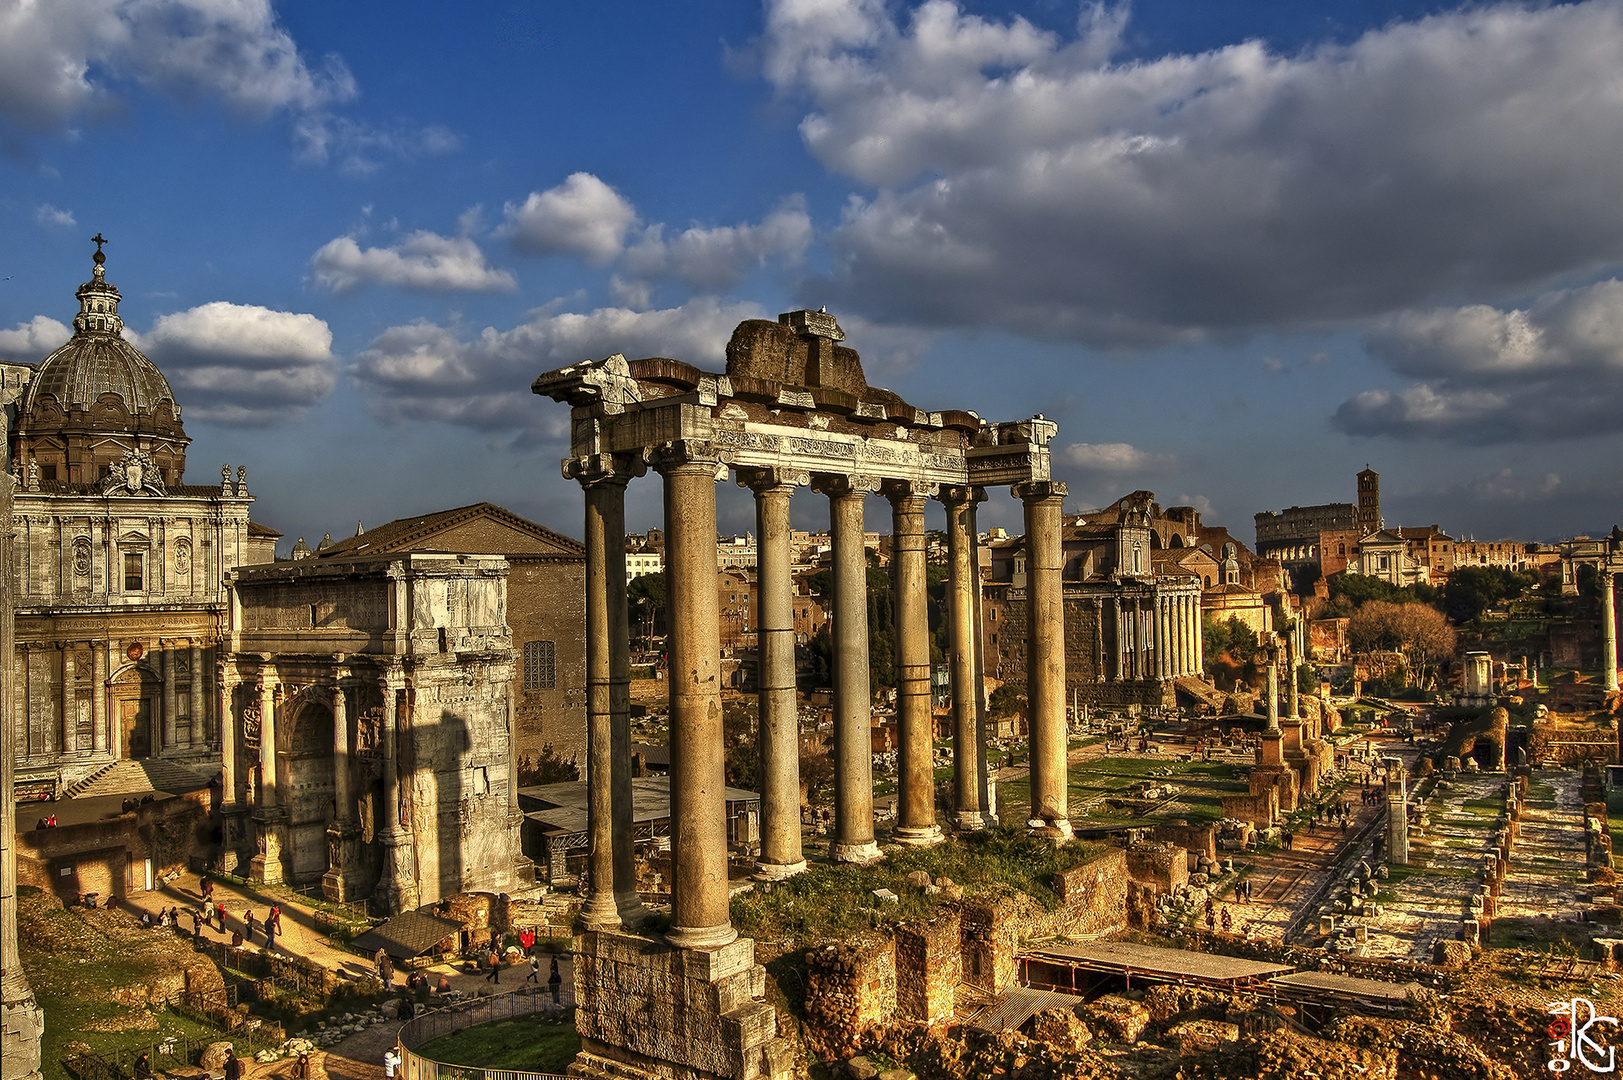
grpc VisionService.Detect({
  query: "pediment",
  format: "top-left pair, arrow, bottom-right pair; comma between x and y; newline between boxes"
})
119,531 -> 151,546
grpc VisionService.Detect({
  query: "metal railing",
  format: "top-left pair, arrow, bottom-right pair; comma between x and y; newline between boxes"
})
397,987 -> 573,1080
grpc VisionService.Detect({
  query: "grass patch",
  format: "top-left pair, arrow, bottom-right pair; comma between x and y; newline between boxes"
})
413,1016 -> 580,1073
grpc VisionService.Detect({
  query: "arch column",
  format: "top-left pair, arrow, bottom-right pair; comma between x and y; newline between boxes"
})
569,452 -> 647,928
741,467 -> 808,877
816,472 -> 883,864
189,641 -> 203,746
886,479 -> 941,846
93,642 -> 108,756
322,664 -> 362,902
249,675 -> 286,885
1605,571 -> 1619,693
655,442 -> 736,947
1111,597 -> 1123,681
375,664 -> 419,914
160,643 -> 177,754
941,486 -> 987,830
1015,479 -> 1069,837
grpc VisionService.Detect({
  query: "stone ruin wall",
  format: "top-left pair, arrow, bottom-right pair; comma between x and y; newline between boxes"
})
999,596 -> 1178,709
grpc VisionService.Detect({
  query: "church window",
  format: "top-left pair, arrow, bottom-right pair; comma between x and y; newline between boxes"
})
123,552 -> 143,592
524,640 -> 556,691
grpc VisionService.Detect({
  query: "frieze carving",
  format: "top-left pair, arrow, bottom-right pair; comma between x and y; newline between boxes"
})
787,436 -> 856,458
174,538 -> 191,575
72,537 -> 91,577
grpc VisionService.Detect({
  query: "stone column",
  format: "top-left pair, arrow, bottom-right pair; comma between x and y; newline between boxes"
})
1194,600 -> 1204,676
656,443 -> 736,947
1173,596 -> 1186,677
1285,628 -> 1300,721
61,645 -> 76,754
1386,758 -> 1409,866
968,496 -> 994,823
818,473 -> 883,864
941,486 -> 986,830
258,679 -> 277,808
189,642 -> 203,746
569,453 -> 646,928
322,666 -> 361,903
1265,643 -> 1281,738
1157,596 -> 1170,680
1111,597 -> 1123,681
92,642 -> 107,756
1605,571 -> 1619,693
161,644 -> 177,754
1016,480 -> 1069,837
1,471 -> 44,1080
743,468 -> 808,877
375,668 -> 420,914
218,665 -> 239,808
887,480 -> 941,846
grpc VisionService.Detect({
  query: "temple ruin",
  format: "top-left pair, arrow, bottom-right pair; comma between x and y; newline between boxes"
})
532,310 -> 1073,1080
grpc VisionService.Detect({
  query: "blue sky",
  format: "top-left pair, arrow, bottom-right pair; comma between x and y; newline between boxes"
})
4,0 -> 1623,550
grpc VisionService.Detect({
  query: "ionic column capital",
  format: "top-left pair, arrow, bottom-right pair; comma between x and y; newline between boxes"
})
564,452 -> 645,488
936,484 -> 986,507
810,472 -> 882,498
1012,479 -> 1068,504
881,478 -> 938,507
646,440 -> 730,478
736,466 -> 809,495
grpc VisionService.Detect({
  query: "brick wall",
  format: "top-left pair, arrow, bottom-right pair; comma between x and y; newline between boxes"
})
894,915 -> 961,1024
1151,821 -> 1218,864
804,937 -> 897,1059
1125,841 -> 1188,894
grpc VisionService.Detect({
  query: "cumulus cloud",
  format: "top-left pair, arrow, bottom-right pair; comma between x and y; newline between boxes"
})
622,197 -> 813,289
34,204 -> 75,228
0,0 -> 354,133
352,297 -> 765,433
759,0 -> 1623,345
502,173 -> 638,264
309,231 -> 515,295
1062,442 -> 1175,473
132,302 -> 336,424
0,316 -> 70,362
1336,279 -> 1623,442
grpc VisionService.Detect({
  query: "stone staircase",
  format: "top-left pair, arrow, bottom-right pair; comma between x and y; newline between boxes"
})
61,761 -> 117,798
65,758 -> 215,799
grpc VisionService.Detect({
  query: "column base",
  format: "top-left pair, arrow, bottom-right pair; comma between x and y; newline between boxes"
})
829,839 -> 884,865
579,894 -> 622,932
2,989 -> 45,1080
321,821 -> 364,903
1028,817 -> 1073,842
375,827 -> 420,915
665,921 -> 739,949
892,824 -> 944,847
753,859 -> 807,881
249,807 -> 288,885
953,810 -> 988,832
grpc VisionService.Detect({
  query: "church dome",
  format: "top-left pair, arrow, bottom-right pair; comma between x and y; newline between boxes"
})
13,238 -> 190,489
24,249 -> 178,417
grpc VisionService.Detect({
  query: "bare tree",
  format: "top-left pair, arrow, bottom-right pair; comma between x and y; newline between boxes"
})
1348,600 -> 1456,689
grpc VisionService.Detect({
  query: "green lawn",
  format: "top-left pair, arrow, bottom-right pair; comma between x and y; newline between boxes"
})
413,1016 -> 580,1073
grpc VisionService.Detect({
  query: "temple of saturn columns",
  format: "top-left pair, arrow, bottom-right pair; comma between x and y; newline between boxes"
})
533,309 -> 1071,1080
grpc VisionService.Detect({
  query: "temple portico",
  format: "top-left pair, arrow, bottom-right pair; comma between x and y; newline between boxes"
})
533,309 -> 1069,1080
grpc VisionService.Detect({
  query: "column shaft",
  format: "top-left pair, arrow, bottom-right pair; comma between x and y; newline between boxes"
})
1265,646 -> 1280,737
1112,597 -> 1123,681
61,646 -> 76,754
190,642 -> 203,745
1606,572 -> 1619,693
750,475 -> 805,875
331,676 -> 351,820
581,478 -> 623,928
943,490 -> 985,830
1286,629 -> 1300,720
889,485 -> 939,845
219,668 -> 238,807
259,679 -> 277,807
92,643 -> 107,755
1020,482 -> 1069,836
161,644 -> 177,753
661,455 -> 735,947
827,481 -> 880,863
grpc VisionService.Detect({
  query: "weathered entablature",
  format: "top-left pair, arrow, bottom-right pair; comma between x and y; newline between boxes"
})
533,310 -> 1071,1080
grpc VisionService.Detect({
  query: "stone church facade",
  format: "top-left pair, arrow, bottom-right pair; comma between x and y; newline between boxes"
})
3,249 -> 263,790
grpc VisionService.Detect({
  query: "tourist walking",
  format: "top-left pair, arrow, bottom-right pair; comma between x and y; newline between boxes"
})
548,957 -> 562,1005
485,948 -> 501,984
223,1049 -> 243,1080
244,911 -> 257,944
201,875 -> 214,903
527,954 -> 540,984
383,1049 -> 400,1080
264,919 -> 277,952
376,947 -> 394,986
1221,906 -> 1232,932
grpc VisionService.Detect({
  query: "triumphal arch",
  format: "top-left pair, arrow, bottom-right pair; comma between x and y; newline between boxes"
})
534,310 -> 1071,1080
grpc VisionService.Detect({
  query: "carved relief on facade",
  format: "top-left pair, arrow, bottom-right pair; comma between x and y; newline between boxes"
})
72,537 -> 91,577
174,537 -> 191,575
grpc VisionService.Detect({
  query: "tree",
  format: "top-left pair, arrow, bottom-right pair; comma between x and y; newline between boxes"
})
803,559 -> 896,691
989,682 -> 1026,719
516,743 -> 580,786
1348,600 -> 1456,688
1442,565 -> 1536,625
627,571 -> 668,641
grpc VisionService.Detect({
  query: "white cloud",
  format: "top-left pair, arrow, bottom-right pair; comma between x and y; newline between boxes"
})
760,0 -> 1623,345
0,0 -> 354,133
502,173 -> 638,264
294,117 -> 460,178
1337,279 -> 1623,442
0,316 -> 70,362
132,301 -> 336,424
622,197 -> 813,289
309,232 -> 515,295
352,297 -> 765,433
1062,442 -> 1175,473
34,204 -> 75,228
